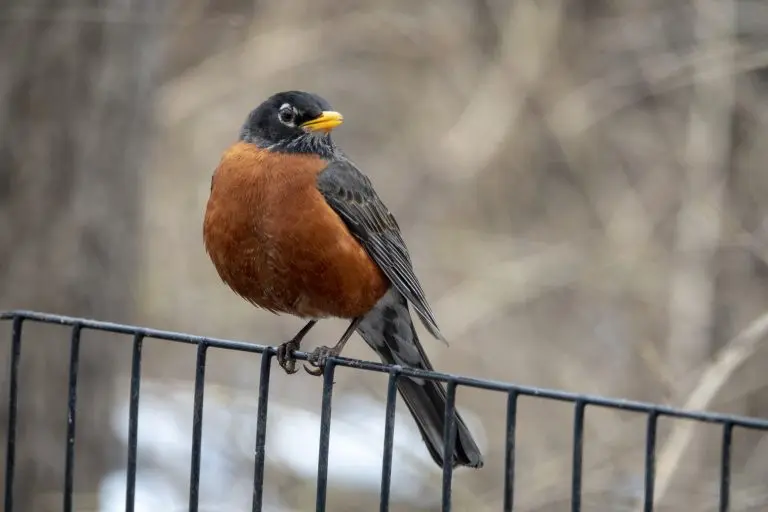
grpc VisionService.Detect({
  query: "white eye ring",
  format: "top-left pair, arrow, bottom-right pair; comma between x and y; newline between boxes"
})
278,103 -> 297,126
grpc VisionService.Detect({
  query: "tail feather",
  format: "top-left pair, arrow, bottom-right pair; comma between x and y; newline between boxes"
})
357,290 -> 484,469
396,370 -> 484,468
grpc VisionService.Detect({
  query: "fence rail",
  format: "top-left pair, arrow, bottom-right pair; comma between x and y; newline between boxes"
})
2,309 -> 768,511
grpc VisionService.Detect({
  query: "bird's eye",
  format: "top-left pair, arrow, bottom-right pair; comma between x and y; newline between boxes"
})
278,105 -> 297,126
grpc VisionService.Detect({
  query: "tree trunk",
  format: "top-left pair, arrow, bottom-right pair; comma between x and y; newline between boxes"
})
0,2 -> 168,509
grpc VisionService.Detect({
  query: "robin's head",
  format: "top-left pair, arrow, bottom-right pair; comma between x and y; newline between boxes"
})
239,91 -> 343,158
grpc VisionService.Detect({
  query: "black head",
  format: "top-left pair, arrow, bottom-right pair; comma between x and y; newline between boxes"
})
239,91 -> 343,158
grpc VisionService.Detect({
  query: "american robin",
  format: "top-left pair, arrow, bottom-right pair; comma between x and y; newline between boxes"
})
203,91 -> 483,469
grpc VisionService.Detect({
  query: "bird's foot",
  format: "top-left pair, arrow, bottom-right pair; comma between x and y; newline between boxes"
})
276,339 -> 301,375
303,345 -> 340,376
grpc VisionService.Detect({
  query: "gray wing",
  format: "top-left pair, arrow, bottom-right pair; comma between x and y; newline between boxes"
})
316,159 -> 446,343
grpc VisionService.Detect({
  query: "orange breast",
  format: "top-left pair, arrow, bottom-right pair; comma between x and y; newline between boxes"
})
203,142 -> 389,319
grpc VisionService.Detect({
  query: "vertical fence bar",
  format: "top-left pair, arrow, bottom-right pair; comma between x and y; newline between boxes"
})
643,411 -> 658,512
315,360 -> 337,512
719,422 -> 733,512
188,342 -> 208,512
571,400 -> 585,512
125,333 -> 144,512
252,351 -> 273,512
379,369 -> 400,512
441,381 -> 458,512
4,316 -> 23,512
63,324 -> 82,512
503,390 -> 519,512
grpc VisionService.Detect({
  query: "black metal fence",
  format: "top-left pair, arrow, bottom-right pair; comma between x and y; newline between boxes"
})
2,310 -> 768,512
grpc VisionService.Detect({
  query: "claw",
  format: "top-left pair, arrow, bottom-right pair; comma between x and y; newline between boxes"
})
302,345 -> 337,377
276,339 -> 300,375
303,363 -> 324,376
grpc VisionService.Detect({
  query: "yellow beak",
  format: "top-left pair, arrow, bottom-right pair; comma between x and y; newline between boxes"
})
300,111 -> 344,132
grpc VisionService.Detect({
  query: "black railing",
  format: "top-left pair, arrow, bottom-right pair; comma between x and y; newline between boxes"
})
2,310 -> 768,511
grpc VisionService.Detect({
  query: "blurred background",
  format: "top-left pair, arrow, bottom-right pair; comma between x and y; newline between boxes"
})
2,0 -> 768,510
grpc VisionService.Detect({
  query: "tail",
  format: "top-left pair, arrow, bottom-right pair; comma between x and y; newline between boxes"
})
356,290 -> 484,469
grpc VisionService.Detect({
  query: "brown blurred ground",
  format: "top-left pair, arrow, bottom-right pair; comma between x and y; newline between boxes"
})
4,0 -> 768,510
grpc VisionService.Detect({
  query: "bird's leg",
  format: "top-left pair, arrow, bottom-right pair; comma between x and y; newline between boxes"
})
304,317 -> 362,376
277,320 -> 317,374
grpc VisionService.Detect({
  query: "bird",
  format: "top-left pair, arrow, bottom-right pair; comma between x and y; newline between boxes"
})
203,90 -> 483,469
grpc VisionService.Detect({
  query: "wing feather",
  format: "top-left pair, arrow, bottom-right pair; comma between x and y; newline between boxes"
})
316,160 -> 446,342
